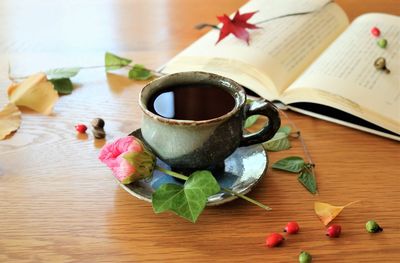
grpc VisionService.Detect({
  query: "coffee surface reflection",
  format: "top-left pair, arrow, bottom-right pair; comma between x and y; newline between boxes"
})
147,84 -> 235,121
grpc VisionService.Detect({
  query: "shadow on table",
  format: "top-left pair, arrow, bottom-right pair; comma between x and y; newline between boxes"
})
105,177 -> 269,259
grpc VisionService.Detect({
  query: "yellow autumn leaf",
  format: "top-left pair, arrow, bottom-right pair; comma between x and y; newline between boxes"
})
0,103 -> 22,140
8,73 -> 58,115
314,201 -> 359,225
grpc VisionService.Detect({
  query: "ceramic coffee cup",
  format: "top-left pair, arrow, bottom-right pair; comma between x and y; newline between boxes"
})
139,71 -> 280,170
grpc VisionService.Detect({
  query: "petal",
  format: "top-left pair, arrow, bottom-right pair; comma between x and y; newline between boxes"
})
103,136 -> 134,157
127,138 -> 144,152
114,136 -> 135,154
113,157 -> 136,182
99,136 -> 134,165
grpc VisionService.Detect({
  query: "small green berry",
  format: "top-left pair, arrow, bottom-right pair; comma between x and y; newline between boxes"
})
366,220 -> 383,233
377,38 -> 387,48
299,251 -> 312,263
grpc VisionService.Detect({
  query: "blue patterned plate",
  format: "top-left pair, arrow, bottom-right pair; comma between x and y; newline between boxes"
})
120,129 -> 268,206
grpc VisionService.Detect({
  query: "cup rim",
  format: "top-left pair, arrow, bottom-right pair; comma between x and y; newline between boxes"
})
139,71 -> 246,125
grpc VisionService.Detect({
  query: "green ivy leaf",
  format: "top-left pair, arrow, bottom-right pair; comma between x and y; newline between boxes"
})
278,125 -> 292,135
46,67 -> 80,79
152,170 -> 220,223
244,115 -> 259,128
105,52 -> 132,71
263,131 -> 291,151
128,64 -> 153,80
244,99 -> 259,128
49,78 -> 73,95
272,156 -> 305,173
298,168 -> 317,194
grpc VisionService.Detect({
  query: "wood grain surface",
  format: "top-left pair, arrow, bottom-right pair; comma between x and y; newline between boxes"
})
0,0 -> 399,262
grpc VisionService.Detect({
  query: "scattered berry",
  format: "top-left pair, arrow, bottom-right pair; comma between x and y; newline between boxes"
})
299,251 -> 312,263
93,128 -> 106,139
284,221 -> 300,234
377,38 -> 388,48
326,224 -> 341,238
75,124 -> 87,133
366,220 -> 383,233
371,27 -> 380,37
374,57 -> 391,74
91,118 -> 105,129
266,233 -> 284,248
91,118 -> 106,139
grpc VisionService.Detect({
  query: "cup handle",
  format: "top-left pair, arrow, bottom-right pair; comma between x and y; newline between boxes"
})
239,99 -> 281,147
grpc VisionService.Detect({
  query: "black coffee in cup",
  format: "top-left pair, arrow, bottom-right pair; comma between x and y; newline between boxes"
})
147,84 -> 235,121
140,71 -> 280,170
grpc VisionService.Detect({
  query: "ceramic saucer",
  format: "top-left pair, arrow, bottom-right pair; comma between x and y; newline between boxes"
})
119,129 -> 268,206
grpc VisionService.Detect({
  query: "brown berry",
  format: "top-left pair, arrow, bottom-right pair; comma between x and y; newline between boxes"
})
91,118 -> 105,129
92,128 -> 106,139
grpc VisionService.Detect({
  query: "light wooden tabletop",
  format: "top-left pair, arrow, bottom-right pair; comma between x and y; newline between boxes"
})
0,0 -> 399,262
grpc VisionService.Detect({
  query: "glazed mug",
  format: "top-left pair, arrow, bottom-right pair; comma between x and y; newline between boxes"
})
139,71 -> 280,170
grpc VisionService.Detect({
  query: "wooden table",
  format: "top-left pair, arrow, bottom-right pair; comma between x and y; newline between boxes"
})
0,1 -> 399,262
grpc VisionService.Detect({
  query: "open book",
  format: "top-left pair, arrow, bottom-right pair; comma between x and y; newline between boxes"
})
161,0 -> 400,141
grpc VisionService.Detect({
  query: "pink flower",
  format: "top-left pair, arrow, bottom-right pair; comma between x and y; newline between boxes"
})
99,136 -> 156,184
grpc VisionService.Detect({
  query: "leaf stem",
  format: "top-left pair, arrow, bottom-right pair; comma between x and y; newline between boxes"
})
194,23 -> 220,30
279,110 -> 313,165
221,188 -> 272,210
279,109 -> 318,194
155,165 -> 189,181
155,165 -> 271,211
194,1 -> 333,30
8,63 -> 165,82
255,0 -> 333,25
343,200 -> 361,208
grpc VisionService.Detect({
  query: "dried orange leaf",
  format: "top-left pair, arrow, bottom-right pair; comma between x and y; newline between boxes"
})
8,73 -> 58,115
7,82 -> 18,97
0,103 -> 21,140
314,201 -> 359,225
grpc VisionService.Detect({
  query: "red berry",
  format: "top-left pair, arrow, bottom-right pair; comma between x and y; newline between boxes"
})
326,224 -> 341,238
266,233 -> 284,248
371,27 -> 380,37
75,124 -> 87,133
284,221 -> 300,234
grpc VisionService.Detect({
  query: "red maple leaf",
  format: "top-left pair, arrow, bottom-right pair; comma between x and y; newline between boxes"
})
216,10 -> 259,45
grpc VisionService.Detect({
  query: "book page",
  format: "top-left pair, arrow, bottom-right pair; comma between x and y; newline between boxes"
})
284,13 -> 400,134
161,0 -> 349,100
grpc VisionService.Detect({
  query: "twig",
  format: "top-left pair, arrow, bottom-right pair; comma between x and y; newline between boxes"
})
194,23 -> 220,30
195,0 -> 334,30
279,109 -> 317,192
222,188 -> 272,210
255,0 -> 333,25
7,63 -> 164,82
279,110 -> 313,165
